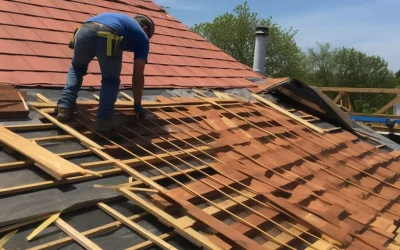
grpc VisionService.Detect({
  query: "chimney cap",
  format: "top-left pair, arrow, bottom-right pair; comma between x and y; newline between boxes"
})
255,26 -> 269,36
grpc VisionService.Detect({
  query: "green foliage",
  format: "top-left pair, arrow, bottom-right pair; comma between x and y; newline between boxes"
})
395,70 -> 400,78
191,1 -> 307,79
191,2 -> 397,114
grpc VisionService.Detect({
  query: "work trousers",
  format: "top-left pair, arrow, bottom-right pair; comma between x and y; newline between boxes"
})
57,22 -> 123,120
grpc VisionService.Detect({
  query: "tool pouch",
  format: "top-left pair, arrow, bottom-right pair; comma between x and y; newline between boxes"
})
68,28 -> 79,49
97,31 -> 124,60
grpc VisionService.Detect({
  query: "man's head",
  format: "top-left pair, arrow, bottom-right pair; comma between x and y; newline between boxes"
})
134,15 -> 155,39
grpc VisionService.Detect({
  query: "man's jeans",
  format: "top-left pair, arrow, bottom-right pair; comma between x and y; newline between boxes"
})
57,22 -> 123,120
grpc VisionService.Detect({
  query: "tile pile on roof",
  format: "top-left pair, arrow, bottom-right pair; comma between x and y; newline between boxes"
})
0,0 -> 262,89
0,90 -> 399,249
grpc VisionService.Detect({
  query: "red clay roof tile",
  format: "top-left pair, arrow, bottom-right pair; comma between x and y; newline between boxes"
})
0,0 -> 262,89
39,17 -> 74,32
68,11 -> 88,23
8,13 -> 46,29
45,7 -> 76,21
23,56 -> 68,72
0,55 -> 32,70
0,12 -> 17,25
4,25 -> 42,41
0,39 -> 34,55
30,0 -> 58,8
33,29 -> 69,44
26,41 -> 67,58
0,1 -> 21,13
0,25 -> 11,39
13,2 -> 51,17
52,0 -> 80,12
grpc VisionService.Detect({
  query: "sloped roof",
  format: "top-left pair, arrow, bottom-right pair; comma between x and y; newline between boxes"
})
0,89 -> 399,249
0,0 -> 262,89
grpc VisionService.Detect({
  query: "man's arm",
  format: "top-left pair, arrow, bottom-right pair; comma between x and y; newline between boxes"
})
132,58 -> 146,105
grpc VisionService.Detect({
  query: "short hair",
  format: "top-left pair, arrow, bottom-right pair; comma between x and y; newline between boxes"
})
135,15 -> 155,39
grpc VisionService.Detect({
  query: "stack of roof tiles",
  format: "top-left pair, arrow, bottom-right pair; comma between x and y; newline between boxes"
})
0,0 -> 262,89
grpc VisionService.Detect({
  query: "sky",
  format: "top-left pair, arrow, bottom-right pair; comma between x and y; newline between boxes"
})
153,0 -> 400,72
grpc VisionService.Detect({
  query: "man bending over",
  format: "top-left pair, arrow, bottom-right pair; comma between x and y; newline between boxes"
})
56,12 -> 155,131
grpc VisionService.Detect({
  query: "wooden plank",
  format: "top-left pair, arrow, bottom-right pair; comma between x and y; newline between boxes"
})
54,218 -> 102,250
375,95 -> 400,114
28,212 -> 148,250
0,126 -> 86,179
333,92 -> 343,104
160,190 -> 266,250
0,230 -> 17,248
98,203 -> 177,250
26,213 -> 61,241
119,188 -> 223,250
318,87 -> 400,94
35,109 -> 104,149
251,93 -> 326,134
127,232 -> 176,250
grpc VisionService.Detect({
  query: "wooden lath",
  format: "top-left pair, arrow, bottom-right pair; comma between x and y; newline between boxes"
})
0,91 -> 399,250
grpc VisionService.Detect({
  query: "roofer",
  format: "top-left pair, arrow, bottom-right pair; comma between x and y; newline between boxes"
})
55,12 -> 155,131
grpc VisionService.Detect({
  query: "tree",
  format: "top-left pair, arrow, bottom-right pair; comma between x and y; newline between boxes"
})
191,1 -> 307,79
395,69 -> 400,79
306,42 -> 396,113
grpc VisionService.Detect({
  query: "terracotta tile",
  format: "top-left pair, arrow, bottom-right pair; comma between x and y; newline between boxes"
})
16,72 -> 58,85
150,44 -> 169,54
189,67 -> 209,77
90,5 -> 109,14
176,38 -> 196,48
157,65 -> 180,76
0,55 -> 32,70
13,2 -> 51,17
162,45 -> 184,56
179,47 -> 200,58
0,71 -> 20,84
88,60 -> 101,74
200,58 -> 218,68
39,17 -> 74,32
68,11 -> 89,23
47,72 -> 67,85
0,25 -> 11,39
56,44 -> 73,58
3,26 -> 39,42
169,66 -> 196,77
9,13 -> 47,29
0,39 -> 34,55
68,21 -> 81,30
33,29 -> 69,44
52,0 -> 79,12
145,76 -> 164,86
149,54 -> 174,65
81,74 -> 101,86
0,13 -> 16,25
166,55 -> 188,66
0,1 -> 22,13
144,64 -> 161,76
30,0 -> 58,8
26,41 -> 66,58
23,56 -> 68,72
44,7 -> 75,21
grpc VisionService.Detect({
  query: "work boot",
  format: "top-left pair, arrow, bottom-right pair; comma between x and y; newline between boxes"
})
56,107 -> 74,122
95,117 -> 124,132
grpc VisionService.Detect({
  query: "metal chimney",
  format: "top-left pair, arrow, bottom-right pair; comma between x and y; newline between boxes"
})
253,26 -> 269,75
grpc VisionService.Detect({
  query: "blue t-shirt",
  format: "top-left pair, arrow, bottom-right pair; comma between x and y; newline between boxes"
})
86,12 -> 149,61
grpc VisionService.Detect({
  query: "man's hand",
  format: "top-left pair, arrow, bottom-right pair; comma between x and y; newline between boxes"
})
134,103 -> 146,119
